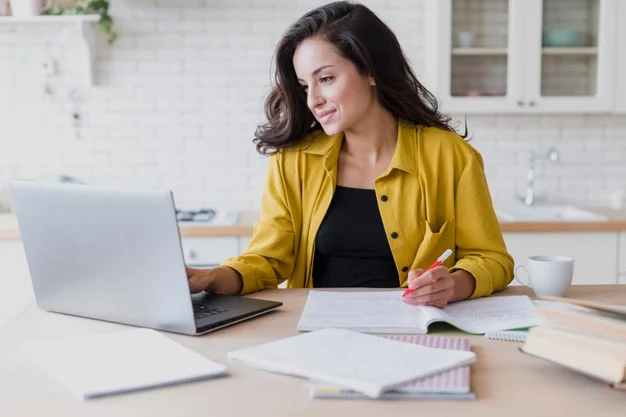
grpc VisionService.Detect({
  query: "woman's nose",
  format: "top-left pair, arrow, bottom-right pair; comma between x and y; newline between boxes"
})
307,86 -> 324,109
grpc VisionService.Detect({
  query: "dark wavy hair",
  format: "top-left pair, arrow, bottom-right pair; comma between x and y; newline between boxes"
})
253,1 -> 461,155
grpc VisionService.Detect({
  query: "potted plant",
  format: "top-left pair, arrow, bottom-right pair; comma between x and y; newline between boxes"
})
44,0 -> 116,44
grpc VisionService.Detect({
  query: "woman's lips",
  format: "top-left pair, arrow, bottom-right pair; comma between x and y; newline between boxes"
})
317,110 -> 336,124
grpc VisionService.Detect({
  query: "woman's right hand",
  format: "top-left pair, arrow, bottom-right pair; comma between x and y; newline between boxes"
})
186,266 -> 244,295
186,267 -> 214,293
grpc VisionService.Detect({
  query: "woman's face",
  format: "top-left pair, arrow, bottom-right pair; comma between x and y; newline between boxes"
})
293,37 -> 376,136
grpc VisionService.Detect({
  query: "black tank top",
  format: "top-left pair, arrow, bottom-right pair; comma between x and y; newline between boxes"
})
312,185 -> 399,288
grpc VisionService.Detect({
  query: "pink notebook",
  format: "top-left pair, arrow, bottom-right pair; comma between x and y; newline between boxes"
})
309,335 -> 474,399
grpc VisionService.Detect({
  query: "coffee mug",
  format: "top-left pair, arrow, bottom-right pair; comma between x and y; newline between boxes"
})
9,0 -> 53,18
514,255 -> 574,297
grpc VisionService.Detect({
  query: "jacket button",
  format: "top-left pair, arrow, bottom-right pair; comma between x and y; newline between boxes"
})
381,195 -> 388,202
391,232 -> 398,239
402,266 -> 409,272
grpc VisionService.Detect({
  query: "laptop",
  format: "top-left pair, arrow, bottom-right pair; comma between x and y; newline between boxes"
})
9,180 -> 282,336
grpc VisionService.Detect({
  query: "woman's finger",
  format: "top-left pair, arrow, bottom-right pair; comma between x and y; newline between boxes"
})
402,288 -> 453,307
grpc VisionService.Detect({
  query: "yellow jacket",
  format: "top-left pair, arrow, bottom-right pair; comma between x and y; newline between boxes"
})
221,119 -> 514,297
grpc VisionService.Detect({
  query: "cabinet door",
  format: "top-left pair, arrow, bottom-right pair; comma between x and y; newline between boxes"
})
423,0 -> 526,114
503,232 -> 618,285
523,0 -> 618,113
618,231 -> 626,275
180,237 -> 239,268
0,241 -> 33,327
614,0 -> 626,113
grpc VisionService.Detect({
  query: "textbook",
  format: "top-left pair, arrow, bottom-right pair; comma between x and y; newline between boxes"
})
308,334 -> 476,400
297,291 -> 542,334
228,328 -> 476,399
520,325 -> 626,387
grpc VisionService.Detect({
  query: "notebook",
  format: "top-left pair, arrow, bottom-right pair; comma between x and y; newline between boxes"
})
297,291 -> 542,334
228,328 -> 476,399
22,328 -> 228,399
484,330 -> 529,342
308,334 -> 476,400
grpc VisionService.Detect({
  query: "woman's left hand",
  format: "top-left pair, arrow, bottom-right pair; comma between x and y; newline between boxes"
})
402,266 -> 455,308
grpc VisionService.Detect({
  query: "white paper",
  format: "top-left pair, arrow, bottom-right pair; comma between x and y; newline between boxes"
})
297,291 -> 542,334
228,328 -> 476,398
435,296 -> 543,333
22,328 -> 228,399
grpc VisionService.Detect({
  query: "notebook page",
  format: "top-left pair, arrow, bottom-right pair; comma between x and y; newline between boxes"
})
438,296 -> 542,333
297,291 -> 436,333
22,328 -> 228,399
228,328 -> 476,399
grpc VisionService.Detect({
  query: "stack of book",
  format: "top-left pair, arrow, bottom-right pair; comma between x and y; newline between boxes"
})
520,295 -> 626,390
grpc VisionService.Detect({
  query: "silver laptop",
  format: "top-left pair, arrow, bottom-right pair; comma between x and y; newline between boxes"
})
9,180 -> 282,336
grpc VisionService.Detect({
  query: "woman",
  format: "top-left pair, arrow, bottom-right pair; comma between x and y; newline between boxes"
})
187,1 -> 514,307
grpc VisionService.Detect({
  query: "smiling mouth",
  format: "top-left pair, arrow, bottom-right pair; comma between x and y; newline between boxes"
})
317,110 -> 335,124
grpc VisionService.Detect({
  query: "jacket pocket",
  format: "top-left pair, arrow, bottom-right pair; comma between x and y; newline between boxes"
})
410,219 -> 455,271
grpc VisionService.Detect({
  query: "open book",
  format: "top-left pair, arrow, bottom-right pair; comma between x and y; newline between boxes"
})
228,328 -> 476,399
297,291 -> 542,334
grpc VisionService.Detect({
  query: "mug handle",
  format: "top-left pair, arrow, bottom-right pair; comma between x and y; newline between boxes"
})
514,265 -> 531,287
41,0 -> 53,12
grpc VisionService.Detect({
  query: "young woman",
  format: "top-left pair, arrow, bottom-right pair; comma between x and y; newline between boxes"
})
187,1 -> 514,307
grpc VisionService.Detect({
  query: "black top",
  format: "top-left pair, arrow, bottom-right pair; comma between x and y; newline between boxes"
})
312,185 -> 399,288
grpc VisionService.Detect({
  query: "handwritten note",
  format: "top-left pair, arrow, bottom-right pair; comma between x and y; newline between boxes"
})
297,291 -> 542,334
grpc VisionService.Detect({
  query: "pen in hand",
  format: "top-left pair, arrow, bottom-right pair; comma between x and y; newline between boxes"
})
402,249 -> 453,297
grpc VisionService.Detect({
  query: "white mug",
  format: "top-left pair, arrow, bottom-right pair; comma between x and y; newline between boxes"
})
9,0 -> 53,17
514,255 -> 574,297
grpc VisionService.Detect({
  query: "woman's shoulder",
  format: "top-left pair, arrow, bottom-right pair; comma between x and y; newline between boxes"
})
416,125 -> 483,165
272,129 -> 336,160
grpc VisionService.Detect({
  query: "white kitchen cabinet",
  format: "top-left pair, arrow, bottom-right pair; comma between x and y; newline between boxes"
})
503,232 -> 618,285
614,0 -> 626,113
618,231 -> 626,276
0,241 -> 34,327
238,236 -> 252,254
180,237 -> 239,267
423,0 -> 617,114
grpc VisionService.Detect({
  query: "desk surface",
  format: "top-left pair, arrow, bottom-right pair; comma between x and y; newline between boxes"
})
0,285 -> 625,417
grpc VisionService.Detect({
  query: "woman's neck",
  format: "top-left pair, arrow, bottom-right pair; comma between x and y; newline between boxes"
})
342,106 -> 398,165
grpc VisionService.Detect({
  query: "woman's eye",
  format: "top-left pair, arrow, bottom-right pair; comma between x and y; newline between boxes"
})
320,76 -> 333,83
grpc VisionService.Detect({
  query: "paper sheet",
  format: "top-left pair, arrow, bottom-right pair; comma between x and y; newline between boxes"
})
22,328 -> 228,399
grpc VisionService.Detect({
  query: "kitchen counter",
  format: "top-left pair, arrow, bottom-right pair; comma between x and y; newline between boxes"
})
3,208 -> 626,240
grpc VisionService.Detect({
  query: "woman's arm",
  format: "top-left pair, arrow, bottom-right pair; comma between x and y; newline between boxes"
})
190,154 -> 297,295
451,151 -> 514,298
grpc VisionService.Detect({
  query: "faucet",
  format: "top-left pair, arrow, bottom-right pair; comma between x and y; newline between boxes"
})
523,148 -> 560,206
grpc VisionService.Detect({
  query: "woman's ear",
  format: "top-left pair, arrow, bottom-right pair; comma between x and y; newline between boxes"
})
368,76 -> 376,86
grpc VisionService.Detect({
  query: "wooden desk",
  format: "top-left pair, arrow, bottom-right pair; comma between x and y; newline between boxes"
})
0,286 -> 624,417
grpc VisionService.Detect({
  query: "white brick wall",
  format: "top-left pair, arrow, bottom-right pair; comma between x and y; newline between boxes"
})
0,0 -> 625,212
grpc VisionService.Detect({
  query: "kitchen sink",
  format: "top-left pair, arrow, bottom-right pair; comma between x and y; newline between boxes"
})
495,204 -> 608,222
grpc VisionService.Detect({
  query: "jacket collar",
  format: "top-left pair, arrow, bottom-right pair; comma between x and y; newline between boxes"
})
301,119 -> 418,176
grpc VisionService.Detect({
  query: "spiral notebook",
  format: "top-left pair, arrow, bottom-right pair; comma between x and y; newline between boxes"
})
308,334 -> 476,400
484,330 -> 529,342
228,328 -> 476,399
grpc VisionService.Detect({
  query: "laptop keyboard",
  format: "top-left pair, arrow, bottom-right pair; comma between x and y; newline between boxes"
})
193,304 -> 228,319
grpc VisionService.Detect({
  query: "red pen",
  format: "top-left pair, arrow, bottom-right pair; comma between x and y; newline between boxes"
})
402,248 -> 453,297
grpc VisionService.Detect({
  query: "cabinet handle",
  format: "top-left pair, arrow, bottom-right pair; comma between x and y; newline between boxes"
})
188,249 -> 197,260
529,101 -> 536,107
517,100 -> 524,107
